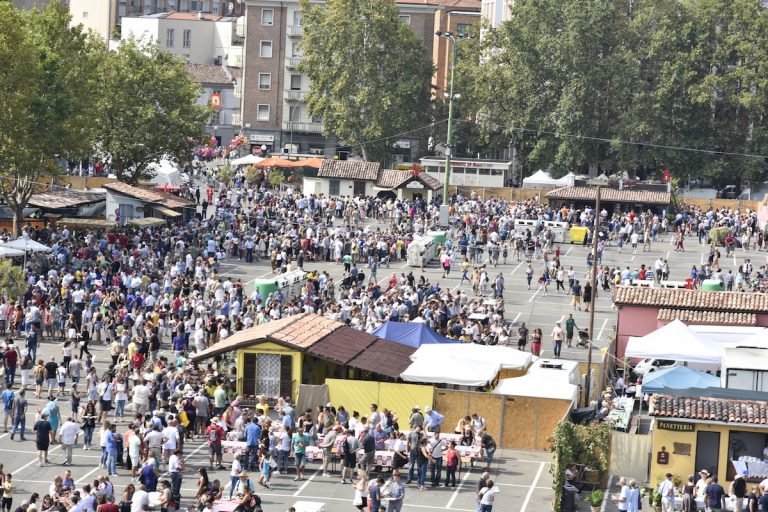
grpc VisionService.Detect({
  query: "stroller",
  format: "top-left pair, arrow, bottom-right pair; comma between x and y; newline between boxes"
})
340,272 -> 365,290
577,329 -> 589,348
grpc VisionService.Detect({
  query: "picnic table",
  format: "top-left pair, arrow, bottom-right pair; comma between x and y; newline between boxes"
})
605,396 -> 634,431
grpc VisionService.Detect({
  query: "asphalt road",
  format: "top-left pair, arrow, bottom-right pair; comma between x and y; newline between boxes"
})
2,221 -> 762,511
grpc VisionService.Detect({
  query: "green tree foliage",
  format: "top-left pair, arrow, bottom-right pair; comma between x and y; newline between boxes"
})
92,38 -> 210,184
299,0 -> 433,162
472,0 -> 768,183
0,260 -> 26,302
0,1 -> 100,235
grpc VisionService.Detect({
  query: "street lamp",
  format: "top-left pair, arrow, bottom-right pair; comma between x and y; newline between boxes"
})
435,30 -> 475,226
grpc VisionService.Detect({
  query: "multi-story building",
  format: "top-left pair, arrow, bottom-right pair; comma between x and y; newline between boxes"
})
120,13 -> 244,143
239,0 -> 441,158
480,0 -> 511,28
68,0 -> 244,41
432,0 -> 480,95
121,11 -> 243,66
12,0 -> 64,9
187,64 -> 241,144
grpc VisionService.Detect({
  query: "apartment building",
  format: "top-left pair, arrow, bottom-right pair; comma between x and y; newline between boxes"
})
240,0 -> 440,158
12,0 -> 64,8
187,64 -> 241,144
68,0 -> 244,41
480,0 -> 512,28
432,0 -> 480,95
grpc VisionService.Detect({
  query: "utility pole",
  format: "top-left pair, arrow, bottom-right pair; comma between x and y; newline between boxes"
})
584,186 -> 601,407
435,31 -> 474,226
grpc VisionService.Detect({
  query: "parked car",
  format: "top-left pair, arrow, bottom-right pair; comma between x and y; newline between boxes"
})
632,358 -> 680,377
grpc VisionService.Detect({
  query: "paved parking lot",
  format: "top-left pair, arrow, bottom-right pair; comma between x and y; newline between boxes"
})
3,223 -> 764,511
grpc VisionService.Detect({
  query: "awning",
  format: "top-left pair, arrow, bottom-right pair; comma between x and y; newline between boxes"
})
154,206 -> 182,217
59,218 -> 118,229
128,217 -> 167,227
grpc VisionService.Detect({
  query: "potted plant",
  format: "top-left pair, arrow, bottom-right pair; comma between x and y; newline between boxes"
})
649,488 -> 662,512
587,489 -> 604,512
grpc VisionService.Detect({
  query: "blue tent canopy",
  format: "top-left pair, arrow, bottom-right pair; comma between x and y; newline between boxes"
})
642,366 -> 720,394
372,321 -> 459,349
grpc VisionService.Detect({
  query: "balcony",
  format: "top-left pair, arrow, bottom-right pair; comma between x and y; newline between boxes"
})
286,57 -> 302,69
282,121 -> 323,133
287,25 -> 304,37
285,90 -> 307,101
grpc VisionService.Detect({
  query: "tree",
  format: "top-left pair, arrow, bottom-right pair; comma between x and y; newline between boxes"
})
0,2 -> 101,235
299,0 -> 433,162
92,38 -> 210,184
0,260 -> 26,301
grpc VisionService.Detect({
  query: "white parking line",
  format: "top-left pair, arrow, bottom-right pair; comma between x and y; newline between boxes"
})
511,312 -> 522,325
509,261 -> 525,276
446,468 -> 474,509
76,465 -> 105,484
528,286 -> 542,303
597,318 -> 608,340
9,445 -> 61,474
519,461 -> 546,512
293,468 -> 322,497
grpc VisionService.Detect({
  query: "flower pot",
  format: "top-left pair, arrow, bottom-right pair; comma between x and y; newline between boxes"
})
591,507 -> 601,512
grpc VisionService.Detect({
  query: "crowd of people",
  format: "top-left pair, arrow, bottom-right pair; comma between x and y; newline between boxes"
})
0,162 -> 766,512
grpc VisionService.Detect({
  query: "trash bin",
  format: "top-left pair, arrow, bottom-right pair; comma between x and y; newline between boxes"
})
702,279 -> 724,291
560,485 -> 578,512
570,226 -> 588,244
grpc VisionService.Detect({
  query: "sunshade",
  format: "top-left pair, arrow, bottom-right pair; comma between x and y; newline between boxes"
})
371,321 -> 459,348
231,154 -> 265,166
409,343 -> 532,370
492,374 -> 579,402
0,247 -> 25,258
625,319 -> 723,364
400,356 -> 500,387
1,237 -> 51,252
642,366 -> 720,393
253,157 -> 298,168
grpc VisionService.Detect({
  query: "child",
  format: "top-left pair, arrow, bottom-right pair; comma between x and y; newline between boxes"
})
258,452 -> 271,490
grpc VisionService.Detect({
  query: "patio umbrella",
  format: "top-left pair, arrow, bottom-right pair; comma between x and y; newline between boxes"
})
1,237 -> 51,253
0,247 -> 25,258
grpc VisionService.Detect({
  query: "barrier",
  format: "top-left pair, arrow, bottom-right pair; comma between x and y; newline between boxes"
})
325,379 -> 435,422
543,220 -> 570,243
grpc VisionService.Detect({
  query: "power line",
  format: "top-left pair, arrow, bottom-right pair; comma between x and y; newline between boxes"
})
477,121 -> 768,160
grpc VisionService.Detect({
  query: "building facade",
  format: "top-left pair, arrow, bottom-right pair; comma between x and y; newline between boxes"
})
186,64 -> 241,144
240,0 -> 440,158
432,0 -> 480,95
68,0 -> 244,41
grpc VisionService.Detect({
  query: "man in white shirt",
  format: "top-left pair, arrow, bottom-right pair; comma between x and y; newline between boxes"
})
162,421 -> 180,466
168,449 -> 183,503
611,477 -> 630,511
658,472 -> 675,512
131,381 -> 150,415
130,484 -> 149,512
59,416 -> 80,465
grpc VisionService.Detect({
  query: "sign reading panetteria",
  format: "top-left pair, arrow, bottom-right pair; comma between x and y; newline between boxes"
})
657,420 -> 695,432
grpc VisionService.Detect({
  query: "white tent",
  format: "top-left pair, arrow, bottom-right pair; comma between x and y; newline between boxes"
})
730,329 -> 768,349
231,154 -> 265,166
147,159 -> 183,187
522,170 -> 561,189
409,344 -> 532,371
401,356 -> 500,386
0,247 -> 25,258
1,238 -> 51,253
492,374 -> 579,403
557,172 -> 576,187
625,319 -> 723,364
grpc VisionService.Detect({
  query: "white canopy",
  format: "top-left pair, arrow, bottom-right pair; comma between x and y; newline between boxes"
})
1,237 -> 51,253
409,344 -> 532,371
522,170 -> 575,189
401,356 -> 500,387
231,154 -> 265,166
492,374 -> 579,402
148,159 -> 183,187
731,329 -> 768,349
625,319 -> 723,364
0,247 -> 25,258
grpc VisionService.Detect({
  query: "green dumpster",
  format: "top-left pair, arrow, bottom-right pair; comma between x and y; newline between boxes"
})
570,226 -> 588,244
427,230 -> 447,245
702,279 -> 724,291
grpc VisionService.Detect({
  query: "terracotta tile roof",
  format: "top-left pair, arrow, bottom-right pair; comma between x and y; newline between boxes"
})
190,315 -> 302,361
376,170 -> 442,190
103,182 -> 193,209
347,338 -> 417,378
152,189 -> 195,209
28,189 -> 104,209
103,181 -> 165,203
317,160 -> 381,181
657,308 -> 757,326
650,394 -> 768,425
546,186 -> 671,205
271,314 -> 342,349
614,287 -> 768,312
307,328 -> 378,365
186,64 -> 235,86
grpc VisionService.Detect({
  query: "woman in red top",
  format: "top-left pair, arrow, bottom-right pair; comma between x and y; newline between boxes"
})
444,441 -> 461,488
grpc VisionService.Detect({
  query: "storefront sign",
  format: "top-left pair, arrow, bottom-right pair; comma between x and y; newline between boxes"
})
657,420 -> 695,432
